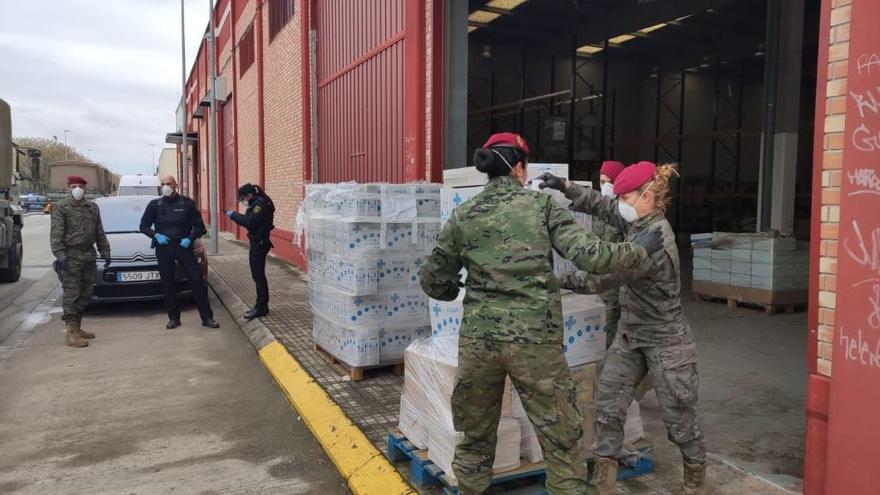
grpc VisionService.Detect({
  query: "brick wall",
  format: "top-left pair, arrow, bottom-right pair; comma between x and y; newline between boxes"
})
424,0 -> 433,180
816,0 -> 851,377
262,1 -> 303,235
235,0 -> 260,205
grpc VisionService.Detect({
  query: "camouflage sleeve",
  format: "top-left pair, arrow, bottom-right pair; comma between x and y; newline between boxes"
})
418,213 -> 463,301
565,182 -> 629,233
560,256 -> 653,294
547,198 -> 646,275
50,204 -> 66,259
94,206 -> 111,259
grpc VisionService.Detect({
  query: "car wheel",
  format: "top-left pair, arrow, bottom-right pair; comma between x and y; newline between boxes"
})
0,225 -> 23,283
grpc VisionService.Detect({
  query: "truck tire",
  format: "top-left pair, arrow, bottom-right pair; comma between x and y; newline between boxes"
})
0,225 -> 23,283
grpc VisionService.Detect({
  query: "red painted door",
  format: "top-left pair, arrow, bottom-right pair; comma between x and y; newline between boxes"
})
222,99 -> 237,232
824,1 -> 880,492
315,0 -> 424,183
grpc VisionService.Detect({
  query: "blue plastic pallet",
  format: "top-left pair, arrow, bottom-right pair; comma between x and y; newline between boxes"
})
387,431 -> 654,494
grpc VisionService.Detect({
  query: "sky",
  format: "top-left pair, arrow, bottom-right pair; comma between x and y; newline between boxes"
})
0,0 -> 212,176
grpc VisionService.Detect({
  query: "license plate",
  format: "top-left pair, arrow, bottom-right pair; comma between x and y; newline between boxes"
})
117,271 -> 161,282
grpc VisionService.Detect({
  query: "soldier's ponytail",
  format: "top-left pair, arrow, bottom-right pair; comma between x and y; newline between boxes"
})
644,163 -> 679,211
473,146 -> 525,179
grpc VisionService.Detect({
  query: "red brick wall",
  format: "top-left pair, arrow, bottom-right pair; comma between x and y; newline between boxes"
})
816,0 -> 851,377
235,0 -> 260,202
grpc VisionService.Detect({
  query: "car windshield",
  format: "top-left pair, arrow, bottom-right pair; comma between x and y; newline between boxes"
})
118,186 -> 160,196
99,201 -> 149,233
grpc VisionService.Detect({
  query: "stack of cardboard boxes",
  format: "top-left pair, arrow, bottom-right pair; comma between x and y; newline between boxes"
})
692,232 -> 809,292
304,183 -> 442,367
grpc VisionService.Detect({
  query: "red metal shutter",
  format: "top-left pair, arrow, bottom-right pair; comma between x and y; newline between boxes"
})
315,0 -> 424,183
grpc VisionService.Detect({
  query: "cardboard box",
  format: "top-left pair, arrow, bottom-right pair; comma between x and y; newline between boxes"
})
561,294 -> 607,367
429,293 -> 465,340
442,163 -> 569,188
312,314 -> 428,367
427,417 -> 521,482
693,268 -> 711,281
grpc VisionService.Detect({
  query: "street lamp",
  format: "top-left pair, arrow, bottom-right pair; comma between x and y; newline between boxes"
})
63,129 -> 71,160
151,144 -> 157,174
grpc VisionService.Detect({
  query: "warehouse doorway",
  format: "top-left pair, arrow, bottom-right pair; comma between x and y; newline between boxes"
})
446,0 -> 823,490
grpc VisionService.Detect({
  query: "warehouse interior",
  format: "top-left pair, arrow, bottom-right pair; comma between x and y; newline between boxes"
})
446,0 -> 822,489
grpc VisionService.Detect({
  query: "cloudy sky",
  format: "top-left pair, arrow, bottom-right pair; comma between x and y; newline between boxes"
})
0,0 -> 211,175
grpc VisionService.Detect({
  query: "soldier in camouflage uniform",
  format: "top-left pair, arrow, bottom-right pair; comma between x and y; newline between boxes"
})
419,133 -> 663,495
540,162 -> 708,495
592,161 -> 626,348
50,175 -> 111,348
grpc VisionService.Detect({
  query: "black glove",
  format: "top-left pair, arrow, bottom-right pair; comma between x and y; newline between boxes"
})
56,257 -> 69,273
536,172 -> 567,192
104,257 -> 111,269
631,227 -> 664,256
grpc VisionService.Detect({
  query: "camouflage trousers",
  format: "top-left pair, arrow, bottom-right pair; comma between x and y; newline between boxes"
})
61,249 -> 97,323
451,336 -> 594,495
599,289 -> 620,350
595,333 -> 705,463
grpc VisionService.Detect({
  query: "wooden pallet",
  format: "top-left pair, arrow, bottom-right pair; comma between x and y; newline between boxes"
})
387,431 -> 654,494
312,343 -> 404,382
691,280 -> 806,314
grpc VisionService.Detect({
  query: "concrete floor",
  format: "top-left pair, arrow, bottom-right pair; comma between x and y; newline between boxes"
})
0,217 -> 348,495
0,213 -> 54,344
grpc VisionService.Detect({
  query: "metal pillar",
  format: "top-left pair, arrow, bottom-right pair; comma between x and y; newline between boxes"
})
206,0 -> 219,254
757,0 -> 782,231
599,40 -> 609,162
566,35 -> 577,167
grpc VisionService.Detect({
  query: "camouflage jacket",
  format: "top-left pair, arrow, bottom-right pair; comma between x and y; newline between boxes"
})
560,183 -> 690,347
591,212 -> 624,305
50,197 -> 111,260
419,175 -> 648,344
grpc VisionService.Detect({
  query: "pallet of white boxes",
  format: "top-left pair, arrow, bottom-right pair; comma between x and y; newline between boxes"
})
303,183 -> 442,380
396,165 -> 647,487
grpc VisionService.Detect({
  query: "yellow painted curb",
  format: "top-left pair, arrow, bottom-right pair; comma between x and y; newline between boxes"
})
258,341 -> 417,495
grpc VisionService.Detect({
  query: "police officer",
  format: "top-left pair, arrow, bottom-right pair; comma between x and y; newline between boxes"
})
50,175 -> 111,348
139,175 -> 219,329
420,132 -> 662,495
225,183 -> 275,320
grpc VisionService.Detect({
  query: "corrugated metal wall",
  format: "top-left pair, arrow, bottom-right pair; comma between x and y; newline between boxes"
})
315,0 -> 410,183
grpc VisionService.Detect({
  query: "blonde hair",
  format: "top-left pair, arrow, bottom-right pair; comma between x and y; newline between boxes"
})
638,163 -> 679,211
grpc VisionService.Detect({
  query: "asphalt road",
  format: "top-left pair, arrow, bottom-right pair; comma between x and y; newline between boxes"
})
0,217 -> 349,495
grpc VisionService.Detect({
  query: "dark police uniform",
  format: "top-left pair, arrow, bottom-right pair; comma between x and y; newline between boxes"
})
229,192 -> 274,317
139,193 -> 215,326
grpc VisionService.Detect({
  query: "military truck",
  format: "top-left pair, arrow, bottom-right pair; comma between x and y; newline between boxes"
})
0,99 -> 24,282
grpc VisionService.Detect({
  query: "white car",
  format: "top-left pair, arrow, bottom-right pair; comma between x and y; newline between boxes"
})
117,175 -> 161,196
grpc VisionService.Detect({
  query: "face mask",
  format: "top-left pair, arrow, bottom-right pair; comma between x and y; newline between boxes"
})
70,186 -> 84,201
161,185 -> 174,197
600,182 -> 615,198
617,182 -> 652,223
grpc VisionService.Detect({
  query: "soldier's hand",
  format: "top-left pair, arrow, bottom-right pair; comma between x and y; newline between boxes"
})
225,210 -> 233,218
103,257 -> 111,269
632,227 -> 664,256
536,173 -> 568,192
154,233 -> 170,245
180,237 -> 192,249
56,257 -> 69,273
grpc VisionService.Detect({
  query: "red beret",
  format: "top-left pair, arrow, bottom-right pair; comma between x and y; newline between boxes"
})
67,175 -> 87,186
599,161 -> 626,181
613,161 -> 656,195
483,132 -> 529,156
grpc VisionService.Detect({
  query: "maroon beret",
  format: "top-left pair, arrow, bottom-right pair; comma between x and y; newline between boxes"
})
67,175 -> 87,186
613,161 -> 656,195
599,161 -> 626,181
483,132 -> 530,156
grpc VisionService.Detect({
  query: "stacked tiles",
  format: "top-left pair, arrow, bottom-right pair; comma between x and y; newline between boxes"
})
691,232 -> 809,290
305,183 -> 441,368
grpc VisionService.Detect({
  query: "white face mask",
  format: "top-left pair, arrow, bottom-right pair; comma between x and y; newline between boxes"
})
600,182 -> 616,198
70,186 -> 84,201
161,185 -> 174,197
617,182 -> 652,223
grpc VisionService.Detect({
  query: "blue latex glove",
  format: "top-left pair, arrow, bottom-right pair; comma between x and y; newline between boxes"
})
154,233 -> 170,245
180,237 -> 192,249
225,210 -> 233,218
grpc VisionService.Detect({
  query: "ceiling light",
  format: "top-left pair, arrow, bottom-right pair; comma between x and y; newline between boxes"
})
468,10 -> 501,24
468,26 -> 478,33
486,0 -> 527,10
608,33 -> 637,45
577,45 -> 603,55
638,23 -> 667,34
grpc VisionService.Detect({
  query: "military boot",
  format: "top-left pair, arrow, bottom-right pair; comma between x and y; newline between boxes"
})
65,321 -> 88,348
682,461 -> 709,495
592,456 -> 618,495
75,317 -> 95,339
